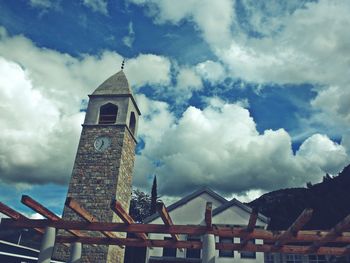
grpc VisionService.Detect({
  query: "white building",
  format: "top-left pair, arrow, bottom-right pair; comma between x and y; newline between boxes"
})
143,187 -> 270,263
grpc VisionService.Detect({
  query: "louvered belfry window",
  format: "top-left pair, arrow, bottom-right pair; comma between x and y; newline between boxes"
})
99,103 -> 118,124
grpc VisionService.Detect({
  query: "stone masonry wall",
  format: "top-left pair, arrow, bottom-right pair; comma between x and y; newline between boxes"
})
54,124 -> 136,263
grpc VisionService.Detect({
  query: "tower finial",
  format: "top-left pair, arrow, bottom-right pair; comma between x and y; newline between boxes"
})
121,58 -> 125,70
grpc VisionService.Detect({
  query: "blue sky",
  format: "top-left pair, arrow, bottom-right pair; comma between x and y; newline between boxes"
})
0,0 -> 350,217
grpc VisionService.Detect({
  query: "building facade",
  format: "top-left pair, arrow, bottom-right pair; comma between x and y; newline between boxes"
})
143,188 -> 270,263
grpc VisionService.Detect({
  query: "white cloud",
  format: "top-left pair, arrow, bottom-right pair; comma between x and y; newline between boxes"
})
135,98 -> 348,197
173,67 -> 202,102
230,189 -> 266,203
124,54 -> 171,88
127,0 -> 234,49
145,65 -> 204,104
29,213 -> 45,219
296,134 -> 349,175
83,0 -> 108,15
0,213 -> 9,221
0,28 -> 172,186
311,85 -> 350,126
133,94 -> 176,189
129,0 -> 350,130
0,57 -> 84,186
123,22 -> 135,48
29,0 -> 60,9
195,60 -> 226,84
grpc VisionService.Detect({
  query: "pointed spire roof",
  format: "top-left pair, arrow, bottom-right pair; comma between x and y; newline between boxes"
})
92,70 -> 134,96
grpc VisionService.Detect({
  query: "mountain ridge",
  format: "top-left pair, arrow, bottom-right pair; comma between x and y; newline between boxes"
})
248,164 -> 350,230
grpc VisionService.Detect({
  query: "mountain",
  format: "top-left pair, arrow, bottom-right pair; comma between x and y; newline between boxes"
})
248,164 -> 350,230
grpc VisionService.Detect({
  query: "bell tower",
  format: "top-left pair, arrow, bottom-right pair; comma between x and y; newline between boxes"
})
56,69 -> 140,262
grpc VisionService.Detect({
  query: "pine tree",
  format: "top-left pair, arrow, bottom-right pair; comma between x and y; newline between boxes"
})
150,175 -> 158,216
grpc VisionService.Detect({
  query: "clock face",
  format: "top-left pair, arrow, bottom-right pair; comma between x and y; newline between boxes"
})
94,136 -> 111,152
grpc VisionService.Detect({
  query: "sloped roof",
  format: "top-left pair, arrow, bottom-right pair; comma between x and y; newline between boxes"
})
92,70 -> 134,96
143,187 -> 228,223
212,198 -> 270,224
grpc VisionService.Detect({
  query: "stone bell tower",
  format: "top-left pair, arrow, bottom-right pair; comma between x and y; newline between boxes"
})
56,69 -> 140,262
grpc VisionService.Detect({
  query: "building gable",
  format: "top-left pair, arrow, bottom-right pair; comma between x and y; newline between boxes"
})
144,187 -> 228,225
212,199 -> 269,227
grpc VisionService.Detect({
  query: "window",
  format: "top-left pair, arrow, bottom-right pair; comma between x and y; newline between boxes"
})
265,253 -> 274,263
162,237 -> 176,257
186,236 -> 201,259
240,238 -> 256,259
219,237 -> 234,257
308,255 -> 327,263
99,103 -> 118,124
129,112 -> 136,135
286,254 -> 302,263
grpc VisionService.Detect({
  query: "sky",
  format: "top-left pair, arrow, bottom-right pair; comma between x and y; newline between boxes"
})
0,0 -> 350,217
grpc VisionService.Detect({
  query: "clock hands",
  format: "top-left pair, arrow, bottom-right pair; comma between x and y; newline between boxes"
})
94,136 -> 111,152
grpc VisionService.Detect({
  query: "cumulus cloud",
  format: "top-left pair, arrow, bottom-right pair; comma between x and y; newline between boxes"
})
124,54 -> 171,88
0,28 -> 172,187
139,64 -> 204,104
127,0 -> 235,49
83,0 -> 108,15
0,57 -> 84,186
133,94 -> 176,188
134,98 -> 349,197
311,85 -> 350,127
296,134 -> 349,175
129,0 -> 350,130
195,60 -> 226,84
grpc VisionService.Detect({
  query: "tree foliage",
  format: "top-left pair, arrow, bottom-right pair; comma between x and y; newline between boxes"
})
129,189 -> 151,222
150,175 -> 158,216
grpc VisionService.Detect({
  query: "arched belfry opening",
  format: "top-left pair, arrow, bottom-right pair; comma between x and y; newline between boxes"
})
129,112 -> 136,135
99,103 -> 118,124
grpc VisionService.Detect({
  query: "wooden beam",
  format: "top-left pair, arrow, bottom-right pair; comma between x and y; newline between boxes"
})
3,218 -> 350,244
156,202 -> 174,226
156,201 -> 180,242
204,202 -> 212,228
217,242 -> 349,256
246,207 -> 258,233
53,235 -> 350,256
0,202 -> 44,234
240,207 -> 259,248
65,197 -> 117,239
273,208 -> 313,250
56,236 -> 202,249
307,213 -> 350,253
110,200 -> 147,240
21,195 -> 61,221
0,202 -> 21,220
21,195 -> 87,238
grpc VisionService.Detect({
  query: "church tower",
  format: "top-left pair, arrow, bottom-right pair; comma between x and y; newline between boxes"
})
56,69 -> 140,262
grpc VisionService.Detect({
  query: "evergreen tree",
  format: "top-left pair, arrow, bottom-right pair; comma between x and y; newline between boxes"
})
150,175 -> 158,216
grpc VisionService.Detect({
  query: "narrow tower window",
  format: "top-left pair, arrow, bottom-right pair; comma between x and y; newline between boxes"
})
99,103 -> 118,124
129,112 -> 136,135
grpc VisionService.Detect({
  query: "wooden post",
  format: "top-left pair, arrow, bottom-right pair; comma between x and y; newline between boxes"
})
205,202 -> 212,228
